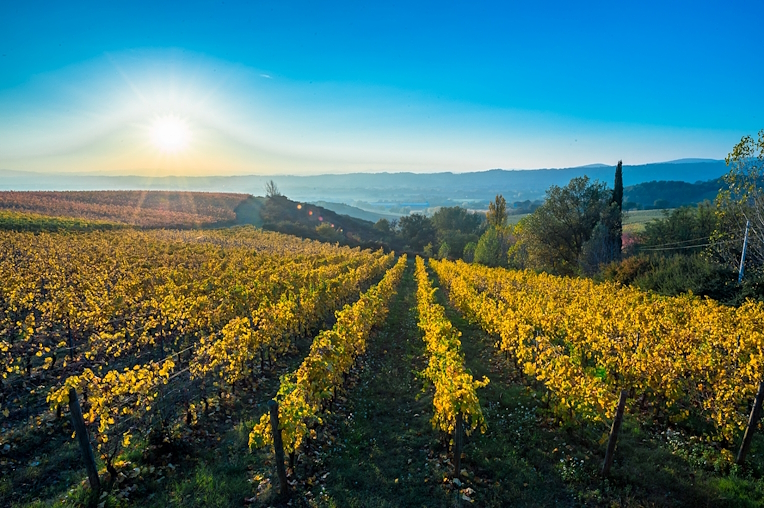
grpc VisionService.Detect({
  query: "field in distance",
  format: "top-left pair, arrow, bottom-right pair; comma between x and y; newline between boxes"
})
507,208 -> 672,233
0,190 -> 256,229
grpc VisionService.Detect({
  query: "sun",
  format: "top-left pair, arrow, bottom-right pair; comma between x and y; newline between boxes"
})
149,115 -> 191,153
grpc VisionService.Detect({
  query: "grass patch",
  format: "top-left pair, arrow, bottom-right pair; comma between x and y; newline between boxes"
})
315,260 -> 453,507
0,210 -> 124,232
623,208 -> 674,234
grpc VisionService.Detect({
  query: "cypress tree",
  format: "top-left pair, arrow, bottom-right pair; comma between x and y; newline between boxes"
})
611,160 -> 623,256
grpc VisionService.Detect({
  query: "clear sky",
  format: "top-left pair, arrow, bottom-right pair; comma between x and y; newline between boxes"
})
0,0 -> 762,176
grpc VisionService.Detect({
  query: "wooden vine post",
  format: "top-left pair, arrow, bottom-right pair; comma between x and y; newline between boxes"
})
453,412 -> 464,477
601,389 -> 627,477
736,380 -> 764,466
68,388 -> 100,492
268,400 -> 289,497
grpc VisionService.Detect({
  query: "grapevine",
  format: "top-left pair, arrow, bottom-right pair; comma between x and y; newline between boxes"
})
431,259 -> 764,441
249,255 -> 407,455
414,256 -> 488,436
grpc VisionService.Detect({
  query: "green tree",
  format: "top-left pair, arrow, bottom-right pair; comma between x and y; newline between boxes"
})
431,206 -> 483,234
579,212 -> 620,275
437,241 -> 450,259
463,242 -> 477,262
487,195 -> 507,228
631,254 -> 736,303
398,214 -> 437,252
640,204 -> 716,255
430,206 -> 482,258
374,218 -> 391,234
581,160 -> 624,273
474,228 -> 508,267
315,223 -> 341,242
515,176 -> 610,275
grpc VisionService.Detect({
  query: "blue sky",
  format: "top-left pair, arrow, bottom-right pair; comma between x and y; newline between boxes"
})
0,0 -> 762,175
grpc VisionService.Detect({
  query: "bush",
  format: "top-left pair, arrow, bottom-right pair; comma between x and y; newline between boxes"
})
437,241 -> 450,259
316,223 -> 341,242
602,255 -> 652,285
463,242 -> 477,262
632,254 -> 737,302
437,232 -> 478,260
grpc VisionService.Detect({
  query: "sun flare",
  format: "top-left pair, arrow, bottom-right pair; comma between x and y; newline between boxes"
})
149,115 -> 191,153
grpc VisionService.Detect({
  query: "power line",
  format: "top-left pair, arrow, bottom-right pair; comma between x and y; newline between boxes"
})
638,238 -> 737,252
638,235 -> 724,249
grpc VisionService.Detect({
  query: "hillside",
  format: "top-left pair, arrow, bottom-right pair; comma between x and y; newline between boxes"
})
0,190 -> 393,249
259,195 -> 389,248
311,201 -> 403,222
623,179 -> 723,209
0,210 -> 125,232
0,190 -> 251,228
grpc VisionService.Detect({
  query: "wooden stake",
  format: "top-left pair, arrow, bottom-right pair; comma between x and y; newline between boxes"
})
68,388 -> 100,492
67,325 -> 74,361
268,400 -> 289,497
736,380 -> 764,465
453,412 -> 464,478
601,389 -> 627,477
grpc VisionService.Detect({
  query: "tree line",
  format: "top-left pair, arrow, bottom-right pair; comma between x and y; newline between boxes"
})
383,160 -> 626,275
388,130 -> 764,305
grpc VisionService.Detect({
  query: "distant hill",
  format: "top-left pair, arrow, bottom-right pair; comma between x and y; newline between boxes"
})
311,201 -> 402,223
0,160 -> 729,209
0,190 -> 392,247
623,179 -> 723,209
663,158 -> 721,164
258,195 -> 390,248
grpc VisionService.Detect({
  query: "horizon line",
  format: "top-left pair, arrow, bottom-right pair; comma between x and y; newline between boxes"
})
0,158 -> 726,179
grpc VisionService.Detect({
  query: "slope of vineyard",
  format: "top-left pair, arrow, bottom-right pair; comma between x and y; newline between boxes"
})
249,255 -> 406,455
0,226 -> 393,504
0,191 -> 251,228
0,210 -> 124,232
431,259 -> 764,442
3,243 -> 764,507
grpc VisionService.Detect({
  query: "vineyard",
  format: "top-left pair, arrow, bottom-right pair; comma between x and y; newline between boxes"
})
2,226 -> 764,507
0,191 -> 251,228
430,259 -> 764,442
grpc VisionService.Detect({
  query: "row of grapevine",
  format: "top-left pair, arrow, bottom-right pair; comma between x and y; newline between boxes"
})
3,229 -> 384,371
430,259 -> 764,442
1,227 -> 393,473
1,228 -> 388,388
190,251 -> 395,386
414,257 -> 488,438
249,255 -> 407,457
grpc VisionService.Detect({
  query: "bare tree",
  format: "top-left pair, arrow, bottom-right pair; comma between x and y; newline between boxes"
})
265,180 -> 282,198
712,130 -> 764,269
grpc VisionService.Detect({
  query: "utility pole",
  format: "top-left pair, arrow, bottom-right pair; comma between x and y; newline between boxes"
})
738,220 -> 750,284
